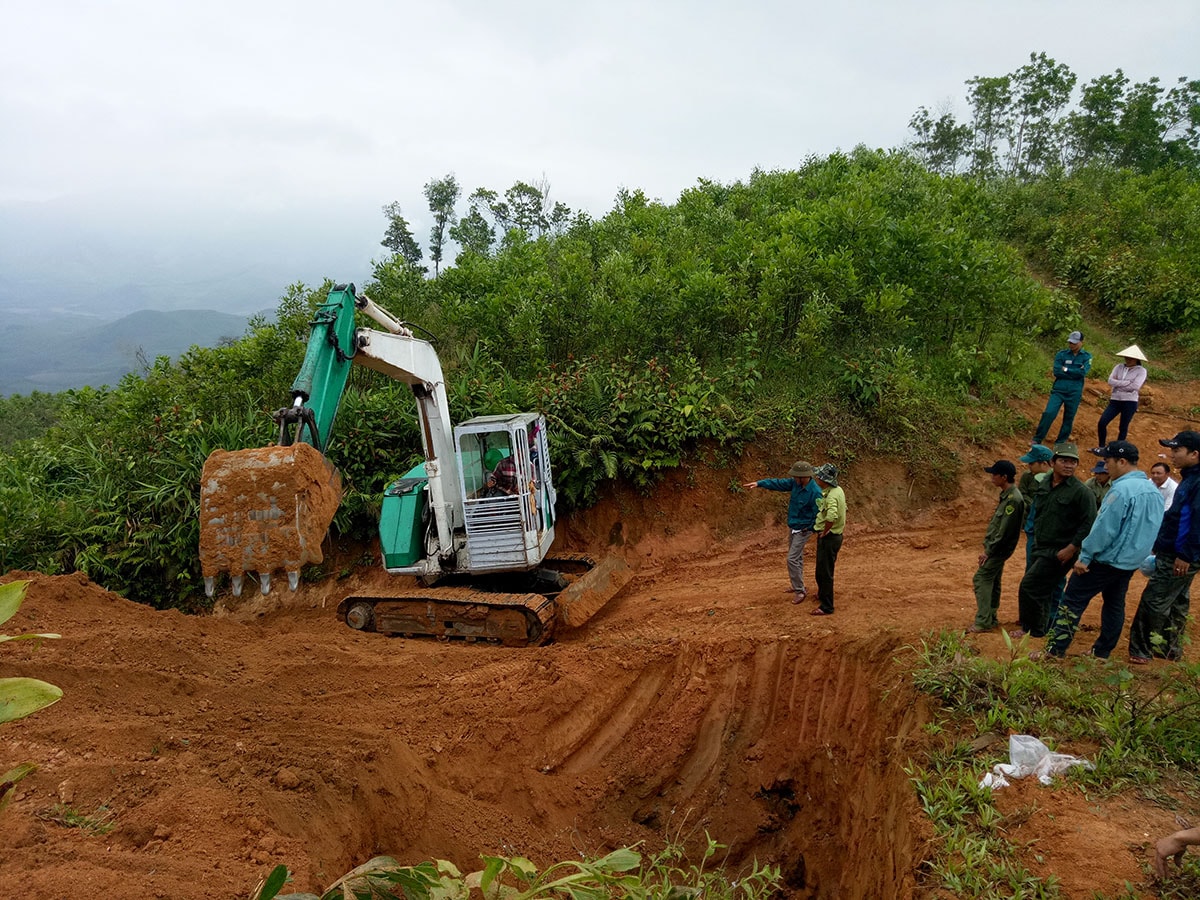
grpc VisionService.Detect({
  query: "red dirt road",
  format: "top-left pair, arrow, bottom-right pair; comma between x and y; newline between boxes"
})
3,382 -> 1198,899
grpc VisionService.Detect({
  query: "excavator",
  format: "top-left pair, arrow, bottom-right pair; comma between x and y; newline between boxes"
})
198,283 -> 630,646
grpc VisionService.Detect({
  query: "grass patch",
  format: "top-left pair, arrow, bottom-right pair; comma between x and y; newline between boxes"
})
36,801 -> 115,835
907,630 -> 1200,898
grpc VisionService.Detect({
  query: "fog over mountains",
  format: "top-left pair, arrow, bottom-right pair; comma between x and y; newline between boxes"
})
0,194 -> 386,395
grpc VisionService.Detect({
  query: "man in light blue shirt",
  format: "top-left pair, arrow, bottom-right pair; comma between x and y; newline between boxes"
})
1043,440 -> 1164,659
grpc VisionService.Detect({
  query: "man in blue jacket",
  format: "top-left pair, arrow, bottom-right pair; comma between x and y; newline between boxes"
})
744,461 -> 822,603
1033,331 -> 1092,446
1128,430 -> 1200,663
1042,441 -> 1164,659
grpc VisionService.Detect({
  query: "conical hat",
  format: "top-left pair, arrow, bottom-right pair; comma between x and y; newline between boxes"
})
1116,344 -> 1147,362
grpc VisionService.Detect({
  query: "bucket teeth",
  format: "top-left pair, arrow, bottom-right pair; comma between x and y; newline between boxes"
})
204,576 -> 215,599
260,572 -> 271,595
232,575 -> 244,597
287,570 -> 300,591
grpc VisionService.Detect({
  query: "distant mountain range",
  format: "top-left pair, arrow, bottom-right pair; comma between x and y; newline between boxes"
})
0,308 -> 263,396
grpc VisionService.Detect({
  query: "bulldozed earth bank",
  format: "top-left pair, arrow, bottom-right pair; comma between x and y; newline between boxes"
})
4,383 -> 1200,899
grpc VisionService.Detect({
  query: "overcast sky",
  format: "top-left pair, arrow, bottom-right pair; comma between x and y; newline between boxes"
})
2,0 -> 1198,315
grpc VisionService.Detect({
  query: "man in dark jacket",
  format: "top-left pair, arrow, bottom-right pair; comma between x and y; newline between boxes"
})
1033,331 -> 1092,445
1128,431 -> 1200,663
969,460 -> 1024,632
1013,442 -> 1097,638
744,461 -> 822,603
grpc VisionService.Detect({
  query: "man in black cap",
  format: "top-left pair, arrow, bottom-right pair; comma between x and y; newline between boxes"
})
1127,431 -> 1200,663
968,461 -> 1024,633
1032,330 -> 1092,446
1013,442 -> 1097,638
1041,441 -> 1163,659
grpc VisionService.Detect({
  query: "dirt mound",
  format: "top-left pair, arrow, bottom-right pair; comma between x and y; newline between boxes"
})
3,382 -> 1199,899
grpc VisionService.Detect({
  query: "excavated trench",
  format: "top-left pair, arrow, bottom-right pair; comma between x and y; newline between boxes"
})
280,633 -> 930,899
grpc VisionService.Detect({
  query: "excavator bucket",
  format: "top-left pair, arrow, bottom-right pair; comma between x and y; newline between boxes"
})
553,554 -> 633,629
199,444 -> 342,597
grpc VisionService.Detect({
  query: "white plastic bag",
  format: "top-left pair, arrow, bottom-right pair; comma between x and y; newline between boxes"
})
978,734 -> 1093,789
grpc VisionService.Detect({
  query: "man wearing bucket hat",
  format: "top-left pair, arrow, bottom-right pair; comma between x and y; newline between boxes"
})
1090,344 -> 1148,454
968,460 -> 1024,633
743,461 -> 822,603
1127,431 -> 1200,663
811,464 -> 845,616
1032,331 -> 1092,446
1013,442 -> 1097,639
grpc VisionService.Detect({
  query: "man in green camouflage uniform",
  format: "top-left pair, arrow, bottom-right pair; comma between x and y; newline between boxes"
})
970,460 -> 1025,632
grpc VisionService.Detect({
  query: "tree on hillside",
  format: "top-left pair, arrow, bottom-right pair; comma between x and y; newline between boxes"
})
424,174 -> 461,277
463,178 -> 573,246
909,54 -> 1199,178
380,202 -> 425,270
909,105 -> 971,175
449,192 -> 496,258
1005,52 -> 1076,176
965,74 -> 1012,177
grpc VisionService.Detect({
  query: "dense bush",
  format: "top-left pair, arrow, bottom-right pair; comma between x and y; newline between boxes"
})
997,165 -> 1200,332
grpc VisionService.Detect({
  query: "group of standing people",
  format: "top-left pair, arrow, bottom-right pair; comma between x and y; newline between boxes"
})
971,425 -> 1200,663
979,330 -> 1200,663
741,331 -> 1197,666
743,462 -> 845,616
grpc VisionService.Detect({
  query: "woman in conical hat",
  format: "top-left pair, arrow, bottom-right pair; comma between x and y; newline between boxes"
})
1091,344 -> 1148,454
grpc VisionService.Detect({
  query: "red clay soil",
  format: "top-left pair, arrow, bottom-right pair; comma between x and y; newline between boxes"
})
4,380 -> 1199,900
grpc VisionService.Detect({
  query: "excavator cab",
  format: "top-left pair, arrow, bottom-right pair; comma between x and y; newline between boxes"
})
455,414 -> 556,573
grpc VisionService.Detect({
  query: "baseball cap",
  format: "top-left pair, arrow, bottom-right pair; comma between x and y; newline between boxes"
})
1020,444 -> 1054,463
1067,330 -> 1083,344
787,460 -> 814,477
1090,461 -> 1108,474
983,460 -> 1016,478
1160,431 -> 1200,452
1053,442 -> 1080,460
1095,440 -> 1139,462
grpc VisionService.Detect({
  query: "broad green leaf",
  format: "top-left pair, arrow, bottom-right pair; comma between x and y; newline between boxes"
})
591,848 -> 640,873
0,633 -> 61,644
505,857 -> 538,882
0,677 -> 63,724
0,580 -> 29,627
479,856 -> 505,895
255,865 -> 290,900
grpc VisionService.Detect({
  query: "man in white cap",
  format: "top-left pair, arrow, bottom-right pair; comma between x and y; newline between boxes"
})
1091,344 -> 1148,453
1033,331 -> 1092,447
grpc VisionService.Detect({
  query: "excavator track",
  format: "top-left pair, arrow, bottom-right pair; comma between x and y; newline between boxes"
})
337,587 -> 557,647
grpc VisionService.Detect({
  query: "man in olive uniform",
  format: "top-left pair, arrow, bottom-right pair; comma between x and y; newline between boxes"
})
1085,461 -> 1112,507
969,460 -> 1024,632
1013,442 -> 1097,638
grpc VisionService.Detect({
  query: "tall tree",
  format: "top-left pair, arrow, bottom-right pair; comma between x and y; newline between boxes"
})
908,105 -> 971,175
448,199 -> 496,258
1067,70 -> 1129,166
965,75 -> 1012,177
380,202 -> 424,270
1006,52 -> 1076,177
423,174 -> 461,277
